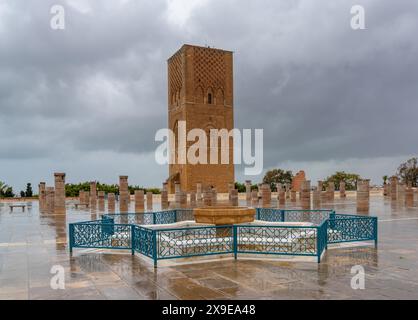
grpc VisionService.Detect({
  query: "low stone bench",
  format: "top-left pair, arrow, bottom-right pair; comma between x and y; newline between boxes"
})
74,203 -> 89,209
9,204 -> 26,212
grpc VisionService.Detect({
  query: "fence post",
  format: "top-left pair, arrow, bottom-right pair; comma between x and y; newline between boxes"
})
174,210 -> 178,223
256,208 -> 260,220
233,226 -> 237,260
316,226 -> 321,263
69,223 -> 74,254
152,230 -> 158,268
280,210 -> 285,222
325,220 -> 328,250
329,211 -> 336,230
131,226 -> 135,256
374,217 -> 378,248
153,212 -> 156,225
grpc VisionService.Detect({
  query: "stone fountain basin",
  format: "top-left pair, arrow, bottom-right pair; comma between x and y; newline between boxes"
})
193,206 -> 256,225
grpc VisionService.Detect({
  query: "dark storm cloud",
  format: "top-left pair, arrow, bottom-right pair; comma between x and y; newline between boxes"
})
0,0 -> 417,189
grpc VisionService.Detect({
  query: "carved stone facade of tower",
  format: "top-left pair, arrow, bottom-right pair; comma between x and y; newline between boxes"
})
167,44 -> 234,193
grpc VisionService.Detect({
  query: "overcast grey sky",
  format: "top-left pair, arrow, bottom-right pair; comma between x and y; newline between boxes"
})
0,0 -> 417,192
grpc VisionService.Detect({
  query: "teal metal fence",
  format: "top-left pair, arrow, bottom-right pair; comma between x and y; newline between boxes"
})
69,221 -> 132,252
102,209 -> 194,226
256,208 -> 335,225
69,209 -> 377,266
235,221 -> 327,263
328,214 -> 378,246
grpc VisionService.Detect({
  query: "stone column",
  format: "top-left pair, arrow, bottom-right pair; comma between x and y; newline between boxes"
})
357,179 -> 370,213
196,183 -> 203,202
245,180 -> 252,203
211,189 -> 217,206
251,189 -> 259,206
312,187 -> 321,209
261,183 -> 271,207
190,192 -> 196,208
327,182 -> 335,202
146,191 -> 153,210
78,190 -> 84,206
383,183 -> 389,196
174,182 -> 181,207
390,176 -> 398,201
284,184 -> 290,199
405,184 -> 414,207
45,187 -> 55,213
90,181 -> 97,208
203,187 -> 212,206
339,181 -> 346,198
161,183 -> 169,210
230,189 -> 239,206
278,184 -> 285,206
98,191 -> 105,211
38,182 -> 46,212
300,180 -> 311,210
108,193 -> 116,212
119,176 -> 129,213
290,189 -> 297,202
275,183 -> 281,201
317,181 -> 323,192
179,192 -> 187,208
228,182 -> 234,201
397,183 -> 406,204
135,190 -> 145,212
81,190 -> 90,206
54,173 -> 66,214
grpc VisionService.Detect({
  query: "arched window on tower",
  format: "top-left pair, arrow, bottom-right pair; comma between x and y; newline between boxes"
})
216,89 -> 224,105
195,86 -> 204,103
206,88 -> 214,105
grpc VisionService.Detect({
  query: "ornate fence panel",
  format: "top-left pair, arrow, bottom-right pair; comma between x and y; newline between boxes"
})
132,226 -> 155,259
327,215 -> 377,245
103,209 -> 191,226
255,208 -> 334,226
102,213 -> 154,225
154,210 -> 177,224
69,222 -> 132,252
283,210 -> 335,225
155,226 -> 234,261
256,208 -> 284,222
235,224 -> 327,262
175,209 -> 194,222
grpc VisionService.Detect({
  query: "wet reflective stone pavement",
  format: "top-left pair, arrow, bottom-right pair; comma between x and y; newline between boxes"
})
1,195 -> 418,300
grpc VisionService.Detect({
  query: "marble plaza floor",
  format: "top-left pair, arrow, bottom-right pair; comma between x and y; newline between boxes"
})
1,195 -> 418,300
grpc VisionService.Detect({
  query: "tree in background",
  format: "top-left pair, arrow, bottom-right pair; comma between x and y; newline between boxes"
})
128,185 -> 161,195
234,182 -> 259,192
65,182 -> 162,197
234,182 -> 246,193
25,183 -> 33,197
397,157 -> 418,187
0,181 -> 8,197
262,169 -> 293,191
0,181 -> 14,198
382,175 -> 388,185
323,171 -> 361,191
